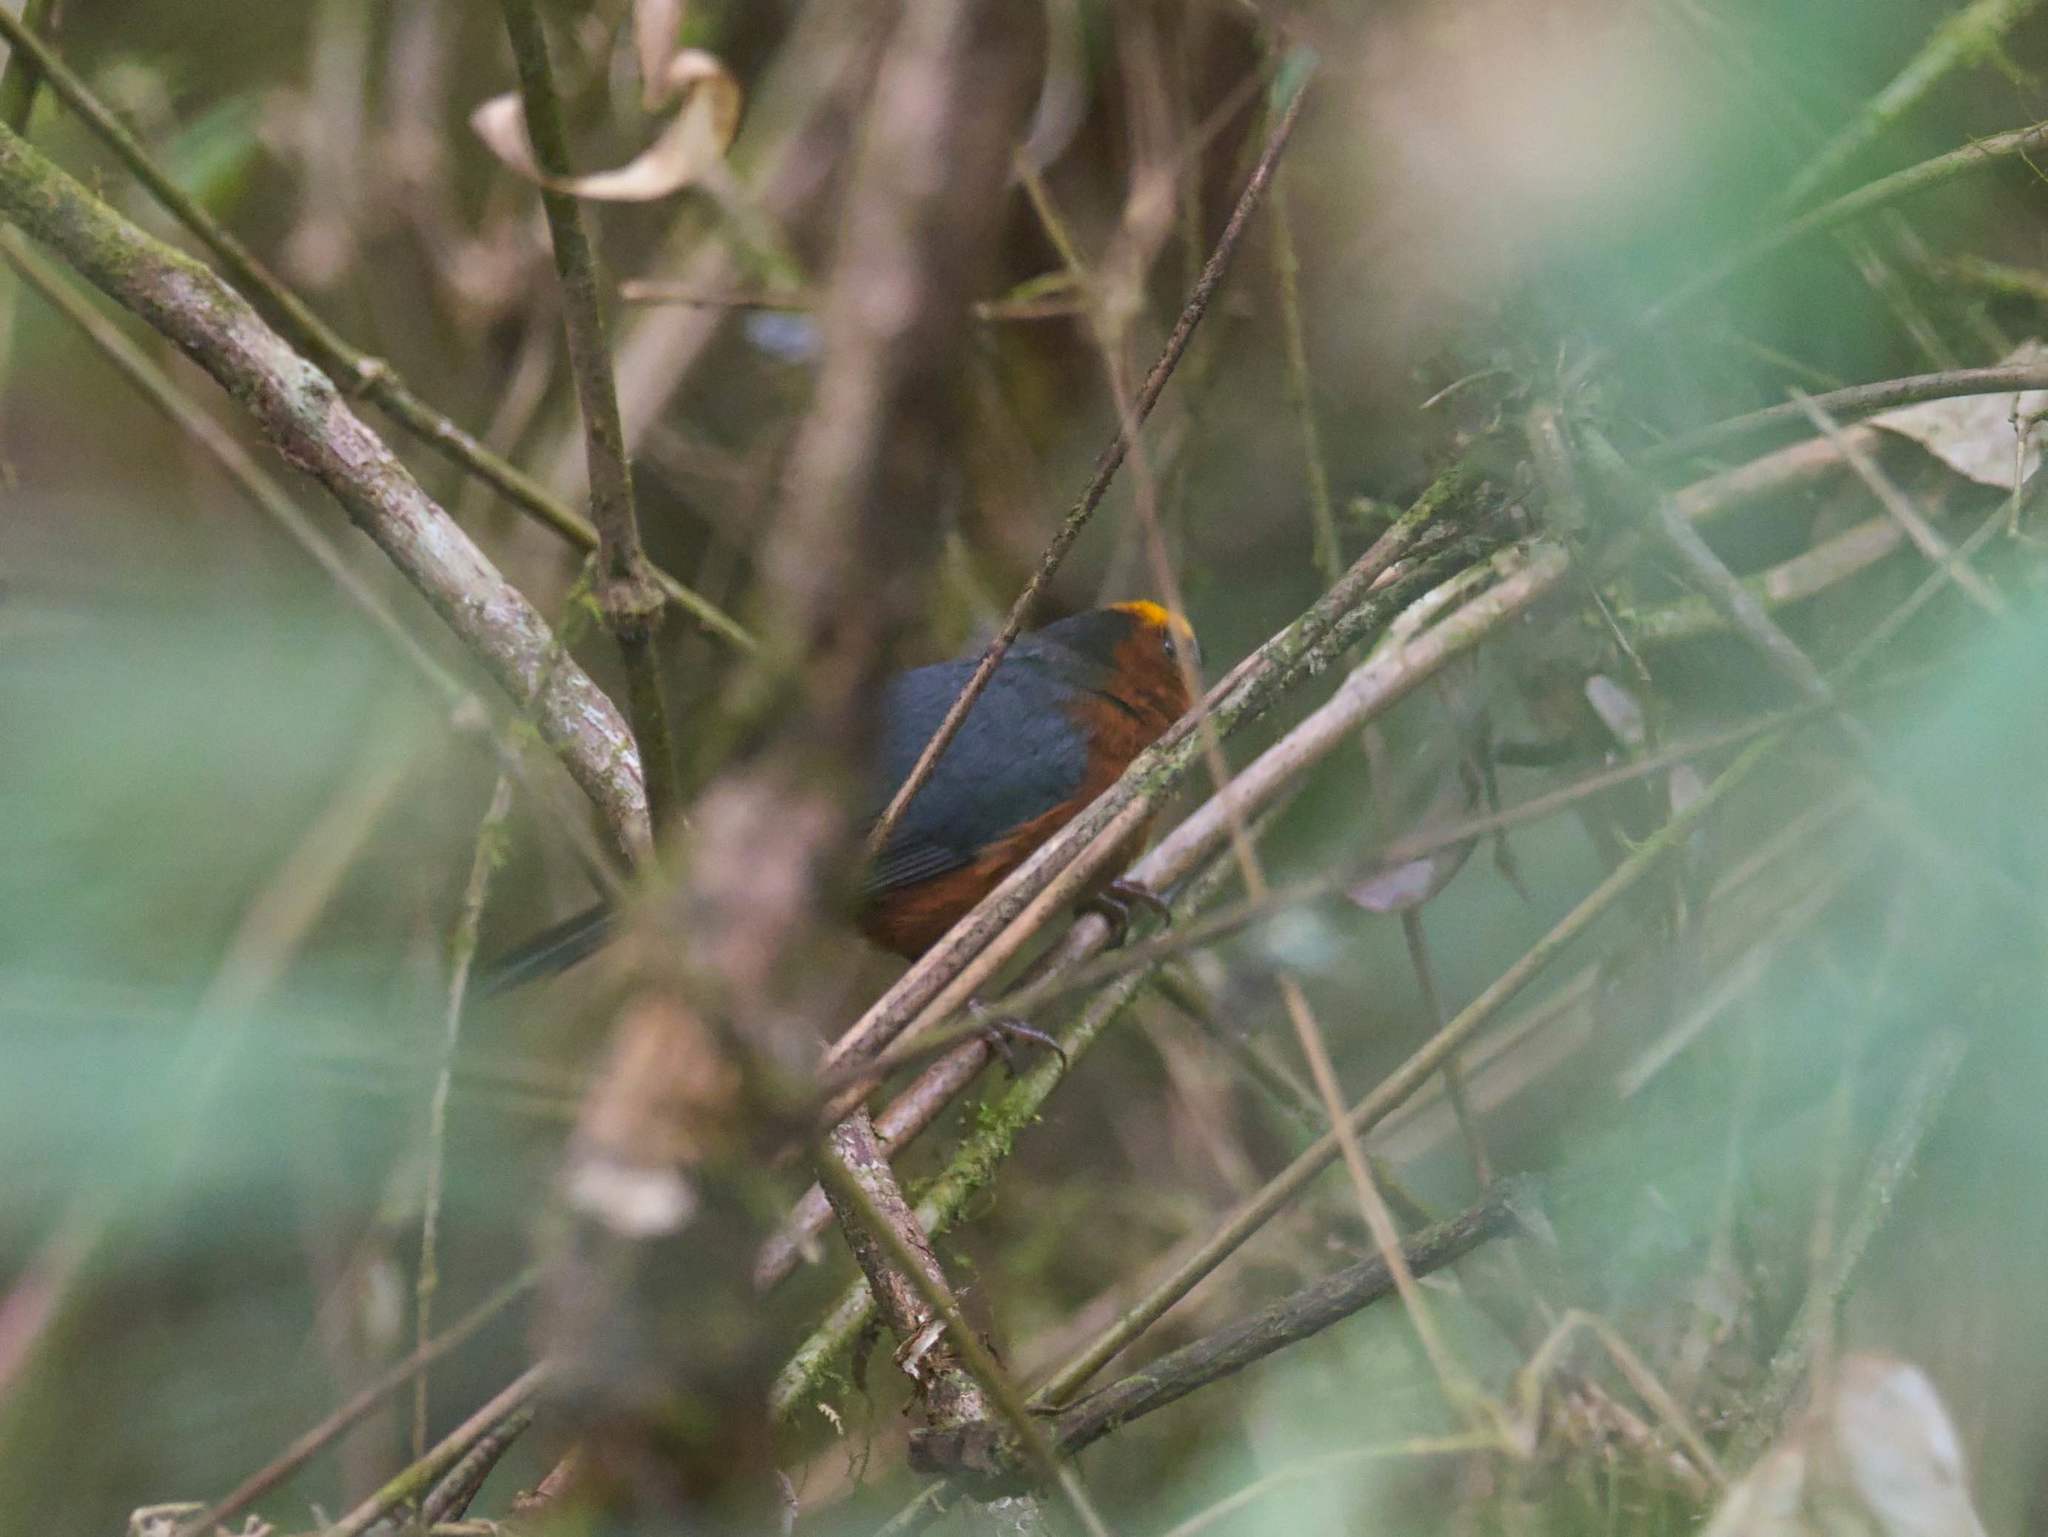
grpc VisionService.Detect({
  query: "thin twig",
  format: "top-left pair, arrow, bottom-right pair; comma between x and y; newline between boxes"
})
1147,966 -> 1440,1228
860,58 -> 1313,868
1648,361 -> 2048,465
173,1269 -> 539,1537
1151,967 -> 1323,1131
1774,0 -> 2042,209
321,1363 -> 552,1537
1840,501 -> 2021,674
1638,119 -> 2048,335
1728,1035 -> 1965,1464
1272,164 -> 1341,585
1404,911 -> 1493,1184
1507,1311 -> 1728,1490
0,0 -> 53,131
0,5 -> 751,650
498,0 -> 681,833
1029,731 -> 1786,1407
418,1401 -> 536,1528
416,776 -> 516,1457
1052,1181 -> 1530,1450
1927,251 -> 2048,305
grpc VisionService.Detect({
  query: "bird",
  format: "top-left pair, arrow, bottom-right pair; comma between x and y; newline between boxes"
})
480,601 -> 1197,994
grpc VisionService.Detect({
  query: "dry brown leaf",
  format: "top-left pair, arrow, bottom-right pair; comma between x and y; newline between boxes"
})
1870,338 -> 2048,491
471,46 -> 741,203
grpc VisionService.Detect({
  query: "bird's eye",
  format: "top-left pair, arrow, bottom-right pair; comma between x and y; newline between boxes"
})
1161,631 -> 1177,661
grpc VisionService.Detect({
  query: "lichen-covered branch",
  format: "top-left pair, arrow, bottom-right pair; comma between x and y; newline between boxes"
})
0,119 -> 653,861
0,4 -> 752,650
770,841 -> 1247,1421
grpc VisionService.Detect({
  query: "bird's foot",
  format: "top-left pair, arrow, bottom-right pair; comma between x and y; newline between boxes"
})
1082,878 -> 1172,946
969,999 -> 1068,1076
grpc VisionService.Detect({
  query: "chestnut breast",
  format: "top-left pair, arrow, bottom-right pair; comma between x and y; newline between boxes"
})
859,605 -> 1194,958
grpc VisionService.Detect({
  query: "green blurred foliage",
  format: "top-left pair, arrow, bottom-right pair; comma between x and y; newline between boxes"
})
4,0 -> 2048,1533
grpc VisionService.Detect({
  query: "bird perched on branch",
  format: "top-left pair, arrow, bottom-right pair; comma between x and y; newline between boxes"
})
482,601 -> 1197,992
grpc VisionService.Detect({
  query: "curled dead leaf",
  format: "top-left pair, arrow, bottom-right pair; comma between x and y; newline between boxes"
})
1870,338 -> 2048,491
471,47 -> 741,203
634,0 -> 686,110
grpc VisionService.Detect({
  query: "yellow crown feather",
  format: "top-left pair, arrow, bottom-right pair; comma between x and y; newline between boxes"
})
1109,600 -> 1195,645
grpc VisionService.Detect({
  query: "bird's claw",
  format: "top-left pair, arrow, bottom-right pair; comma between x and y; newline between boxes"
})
1082,878 -> 1172,946
969,1001 -> 1068,1076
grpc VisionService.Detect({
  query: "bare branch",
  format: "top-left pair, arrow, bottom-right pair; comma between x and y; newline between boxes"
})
1649,361 -> 2048,466
322,1363 -> 552,1537
1030,728 -> 1786,1408
771,835 -> 1249,1422
169,1271 -> 538,1537
498,0 -> 682,830
1052,1180 -> 1532,1451
0,4 -> 751,649
0,120 -> 655,860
